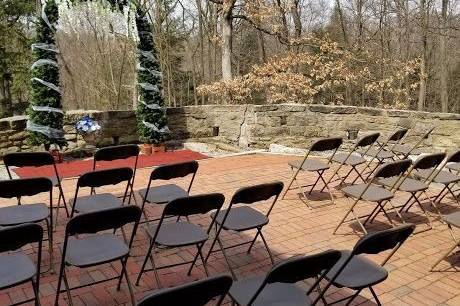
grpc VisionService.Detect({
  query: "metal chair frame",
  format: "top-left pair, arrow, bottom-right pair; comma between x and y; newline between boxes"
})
205,182 -> 284,279
282,137 -> 343,208
55,206 -> 141,306
429,150 -> 460,206
390,127 -> 435,159
0,223 -> 43,306
3,152 -> 69,227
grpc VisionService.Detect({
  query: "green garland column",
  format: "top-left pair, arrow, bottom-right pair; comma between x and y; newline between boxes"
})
28,0 -> 65,149
135,8 -> 169,145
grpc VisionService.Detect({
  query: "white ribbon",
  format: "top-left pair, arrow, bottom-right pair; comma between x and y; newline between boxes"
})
139,83 -> 160,92
142,120 -> 170,133
27,120 -> 64,139
31,59 -> 59,70
31,43 -> 58,53
31,77 -> 62,94
32,105 -> 64,114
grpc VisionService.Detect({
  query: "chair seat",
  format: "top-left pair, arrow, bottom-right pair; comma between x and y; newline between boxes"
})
415,169 -> 460,185
0,204 -> 49,226
362,148 -> 395,160
139,184 -> 189,204
379,177 -> 427,192
342,184 -> 394,202
332,152 -> 366,166
288,159 -> 330,172
73,193 -> 123,214
446,162 -> 460,172
443,211 -> 460,228
147,222 -> 208,247
214,206 -> 269,231
391,144 -> 421,156
65,233 -> 129,268
0,253 -> 36,289
229,276 -> 312,306
326,250 -> 388,289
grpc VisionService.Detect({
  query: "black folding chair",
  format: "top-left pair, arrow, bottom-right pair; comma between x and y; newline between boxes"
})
228,250 -> 341,306
445,149 -> 460,174
93,144 -> 140,204
136,193 -> 225,288
326,224 -> 415,306
334,159 -> 412,235
378,153 -> 446,231
0,223 -> 43,306
0,178 -> 54,270
431,210 -> 460,270
4,152 -> 69,226
325,133 -> 381,187
55,206 -> 141,306
138,160 -> 199,223
206,182 -> 284,279
391,127 -> 435,158
283,137 -> 343,208
137,274 -> 233,306
70,167 -> 133,217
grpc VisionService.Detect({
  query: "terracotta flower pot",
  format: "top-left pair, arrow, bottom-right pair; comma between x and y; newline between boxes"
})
152,144 -> 166,153
141,143 -> 153,156
82,133 -> 98,145
50,149 -> 63,163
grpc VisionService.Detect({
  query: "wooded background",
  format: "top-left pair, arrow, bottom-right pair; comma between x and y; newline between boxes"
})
1,0 -> 460,116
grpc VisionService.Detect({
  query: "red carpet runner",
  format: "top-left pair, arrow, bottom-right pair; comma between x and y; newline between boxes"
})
14,150 -> 208,179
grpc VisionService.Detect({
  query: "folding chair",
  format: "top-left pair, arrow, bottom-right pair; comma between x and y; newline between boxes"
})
137,274 -> 233,306
55,205 -> 141,306
0,178 -> 54,270
206,182 -> 284,279
414,150 -> 460,207
0,223 -> 43,306
4,152 -> 69,225
378,152 -> 446,231
136,193 -> 225,288
228,250 -> 341,306
283,137 -> 343,208
391,126 -> 435,158
325,133 -> 381,187
70,167 -> 133,217
326,224 -> 415,306
431,211 -> 460,270
93,144 -> 140,204
138,160 -> 199,223
334,159 -> 412,235
445,149 -> 460,174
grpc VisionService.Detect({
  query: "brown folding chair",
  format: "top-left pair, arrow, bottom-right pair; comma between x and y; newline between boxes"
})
4,152 -> 69,226
93,144 -> 140,204
205,182 -> 284,279
326,224 -> 415,305
0,178 -> 54,271
334,159 -> 412,235
378,153 -> 446,231
431,210 -> 460,270
55,206 -> 141,306
283,137 -> 343,208
445,149 -> 460,174
138,160 -> 199,223
391,126 -> 435,158
136,193 -> 225,288
0,223 -> 43,306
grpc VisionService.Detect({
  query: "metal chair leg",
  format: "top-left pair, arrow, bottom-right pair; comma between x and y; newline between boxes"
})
259,230 -> 275,264
217,236 -> 237,280
369,286 -> 382,306
63,269 -> 74,306
345,288 -> 362,306
31,279 -> 41,306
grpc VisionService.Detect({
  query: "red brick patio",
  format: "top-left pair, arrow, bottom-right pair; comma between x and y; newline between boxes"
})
1,153 -> 459,305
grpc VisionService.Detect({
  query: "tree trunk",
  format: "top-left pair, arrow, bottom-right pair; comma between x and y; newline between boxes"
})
417,0 -> 428,111
221,0 -> 235,80
0,74 -> 13,117
291,0 -> 302,52
335,0 -> 349,47
440,0 -> 449,113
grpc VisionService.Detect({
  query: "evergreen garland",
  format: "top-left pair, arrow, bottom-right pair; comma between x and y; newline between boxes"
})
135,8 -> 168,144
28,0 -> 65,148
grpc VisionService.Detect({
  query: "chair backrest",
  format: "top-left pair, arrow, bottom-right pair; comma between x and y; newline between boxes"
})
66,205 -> 142,236
413,152 -> 446,170
136,274 -> 233,306
0,177 -> 53,199
150,160 -> 199,181
77,167 -> 133,188
310,137 -> 343,152
389,128 -> 408,142
265,250 -> 341,284
0,223 -> 43,253
447,149 -> 460,163
163,193 -> 225,217
231,181 -> 284,205
94,145 -> 139,163
3,152 -> 54,168
373,159 -> 412,179
356,132 -> 380,148
353,224 -> 415,256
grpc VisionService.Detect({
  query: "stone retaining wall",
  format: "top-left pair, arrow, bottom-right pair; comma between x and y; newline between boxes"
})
0,104 -> 458,156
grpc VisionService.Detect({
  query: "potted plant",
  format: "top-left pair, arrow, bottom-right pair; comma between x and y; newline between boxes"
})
75,115 -> 101,146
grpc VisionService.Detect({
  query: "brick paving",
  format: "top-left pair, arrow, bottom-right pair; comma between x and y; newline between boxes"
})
0,153 -> 459,305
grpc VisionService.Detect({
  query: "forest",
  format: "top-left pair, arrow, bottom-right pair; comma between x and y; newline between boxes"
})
1,0 -> 460,116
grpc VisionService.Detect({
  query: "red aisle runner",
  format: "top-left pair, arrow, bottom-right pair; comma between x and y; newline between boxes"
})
13,150 -> 209,179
